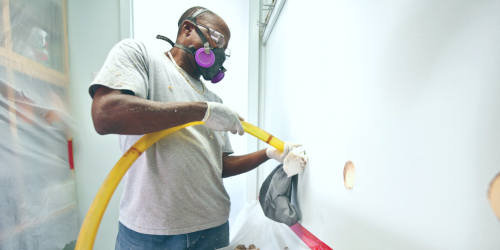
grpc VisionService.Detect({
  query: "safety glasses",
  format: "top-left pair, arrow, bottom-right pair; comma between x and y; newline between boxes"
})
192,22 -> 231,59
196,23 -> 226,49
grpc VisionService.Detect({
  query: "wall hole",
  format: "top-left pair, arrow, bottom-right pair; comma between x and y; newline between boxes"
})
489,172 -> 500,220
343,161 -> 356,189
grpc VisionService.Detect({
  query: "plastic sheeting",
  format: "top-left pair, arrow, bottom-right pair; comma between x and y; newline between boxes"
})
218,201 -> 309,250
0,0 -> 78,249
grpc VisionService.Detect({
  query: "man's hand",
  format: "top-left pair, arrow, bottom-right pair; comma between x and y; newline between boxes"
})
267,142 -> 308,177
202,102 -> 244,135
266,142 -> 299,163
283,146 -> 308,177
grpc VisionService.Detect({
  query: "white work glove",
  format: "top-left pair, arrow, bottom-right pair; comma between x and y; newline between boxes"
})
202,102 -> 244,135
266,142 -> 297,163
267,142 -> 308,177
283,146 -> 308,177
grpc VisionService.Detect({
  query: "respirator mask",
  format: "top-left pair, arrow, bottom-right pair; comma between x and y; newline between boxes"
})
157,8 -> 230,83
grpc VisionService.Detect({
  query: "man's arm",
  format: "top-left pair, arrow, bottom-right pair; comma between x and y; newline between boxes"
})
91,85 -> 207,135
222,149 -> 269,178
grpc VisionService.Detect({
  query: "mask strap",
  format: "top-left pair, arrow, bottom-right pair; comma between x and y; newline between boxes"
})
189,9 -> 209,21
156,35 -> 174,47
174,43 -> 196,54
156,34 -> 197,55
187,9 -> 212,54
157,9 -> 213,55
194,27 -> 209,46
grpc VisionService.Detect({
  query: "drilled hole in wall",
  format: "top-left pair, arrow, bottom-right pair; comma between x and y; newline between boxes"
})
343,161 -> 356,189
489,172 -> 500,220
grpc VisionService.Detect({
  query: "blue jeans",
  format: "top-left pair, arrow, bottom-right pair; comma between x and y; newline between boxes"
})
115,221 -> 229,250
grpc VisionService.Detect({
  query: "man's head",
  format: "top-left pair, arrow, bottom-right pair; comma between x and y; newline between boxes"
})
176,6 -> 231,50
172,7 -> 231,82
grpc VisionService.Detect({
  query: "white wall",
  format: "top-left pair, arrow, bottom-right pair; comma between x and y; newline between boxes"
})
133,0 -> 250,228
262,0 -> 500,249
67,1 -> 124,249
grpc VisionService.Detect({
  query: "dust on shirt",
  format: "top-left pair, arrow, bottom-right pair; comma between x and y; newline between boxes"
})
89,39 -> 233,235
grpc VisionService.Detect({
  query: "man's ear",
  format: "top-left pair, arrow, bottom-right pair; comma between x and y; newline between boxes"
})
180,20 -> 195,37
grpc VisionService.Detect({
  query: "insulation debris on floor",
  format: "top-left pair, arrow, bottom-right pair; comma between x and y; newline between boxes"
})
217,201 -> 309,250
234,244 -> 260,250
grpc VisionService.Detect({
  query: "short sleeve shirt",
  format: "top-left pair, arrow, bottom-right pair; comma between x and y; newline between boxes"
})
89,39 -> 233,235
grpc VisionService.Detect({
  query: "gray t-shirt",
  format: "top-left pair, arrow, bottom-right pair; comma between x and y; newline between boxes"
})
89,39 -> 233,235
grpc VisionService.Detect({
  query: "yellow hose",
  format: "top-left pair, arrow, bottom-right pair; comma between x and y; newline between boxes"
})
75,121 -> 284,249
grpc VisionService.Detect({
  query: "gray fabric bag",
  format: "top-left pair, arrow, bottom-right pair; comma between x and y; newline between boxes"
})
259,164 -> 299,226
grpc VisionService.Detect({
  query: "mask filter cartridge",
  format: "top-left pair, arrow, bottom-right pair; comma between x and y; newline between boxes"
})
211,70 -> 224,83
195,48 -> 215,68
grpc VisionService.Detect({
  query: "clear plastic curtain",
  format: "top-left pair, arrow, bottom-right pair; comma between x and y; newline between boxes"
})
0,0 -> 78,249
218,201 -> 309,250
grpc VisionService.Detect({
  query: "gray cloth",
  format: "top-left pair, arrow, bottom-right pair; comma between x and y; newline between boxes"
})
89,39 -> 233,235
259,164 -> 299,226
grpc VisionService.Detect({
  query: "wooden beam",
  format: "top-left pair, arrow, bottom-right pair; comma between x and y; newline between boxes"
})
62,0 -> 70,79
6,68 -> 17,138
2,0 -> 12,50
0,47 -> 69,87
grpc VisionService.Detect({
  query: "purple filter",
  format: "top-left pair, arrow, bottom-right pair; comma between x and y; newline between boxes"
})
211,70 -> 225,83
195,48 -> 215,68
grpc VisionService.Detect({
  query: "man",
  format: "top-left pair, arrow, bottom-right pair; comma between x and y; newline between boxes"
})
90,6 -> 302,250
